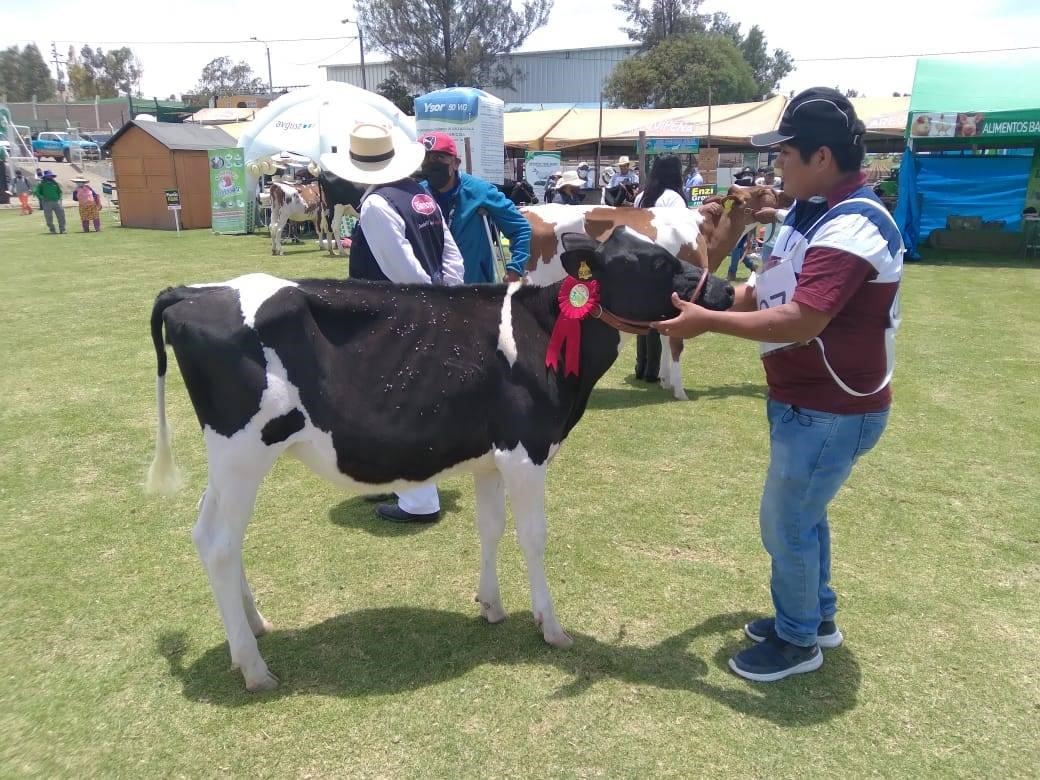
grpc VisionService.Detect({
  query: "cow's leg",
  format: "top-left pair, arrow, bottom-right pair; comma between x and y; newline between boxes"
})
270,213 -> 283,255
193,477 -> 279,691
473,470 -> 507,624
666,336 -> 687,401
240,565 -> 273,637
498,453 -> 572,648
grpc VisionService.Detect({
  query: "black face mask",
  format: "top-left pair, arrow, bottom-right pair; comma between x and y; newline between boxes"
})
423,161 -> 453,190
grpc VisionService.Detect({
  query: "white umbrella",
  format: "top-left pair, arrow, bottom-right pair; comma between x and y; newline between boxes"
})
237,82 -> 416,177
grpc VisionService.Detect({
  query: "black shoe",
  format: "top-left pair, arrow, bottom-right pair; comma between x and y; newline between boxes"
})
729,632 -> 822,682
375,503 -> 440,524
744,616 -> 843,648
362,493 -> 395,502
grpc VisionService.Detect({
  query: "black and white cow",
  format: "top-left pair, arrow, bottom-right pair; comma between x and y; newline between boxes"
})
317,170 -> 366,257
146,227 -> 734,691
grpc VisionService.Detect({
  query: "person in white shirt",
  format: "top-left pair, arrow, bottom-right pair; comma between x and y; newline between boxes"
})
683,163 -> 704,200
321,123 -> 464,523
606,155 -> 640,205
755,168 -> 782,190
633,154 -> 688,380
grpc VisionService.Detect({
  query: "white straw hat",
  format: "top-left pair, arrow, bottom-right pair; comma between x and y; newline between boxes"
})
319,123 -> 425,185
556,170 -> 584,189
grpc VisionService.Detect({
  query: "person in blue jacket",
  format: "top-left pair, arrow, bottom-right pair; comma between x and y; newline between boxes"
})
417,132 -> 532,283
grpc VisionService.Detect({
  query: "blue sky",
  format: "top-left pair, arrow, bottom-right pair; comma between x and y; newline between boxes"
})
2,0 -> 1038,100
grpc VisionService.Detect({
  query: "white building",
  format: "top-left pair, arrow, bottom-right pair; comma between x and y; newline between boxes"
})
322,45 -> 639,106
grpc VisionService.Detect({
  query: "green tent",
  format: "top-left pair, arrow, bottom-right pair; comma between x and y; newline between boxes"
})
906,56 -> 1040,144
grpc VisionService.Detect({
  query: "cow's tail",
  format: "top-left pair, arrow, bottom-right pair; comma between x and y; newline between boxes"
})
146,288 -> 186,495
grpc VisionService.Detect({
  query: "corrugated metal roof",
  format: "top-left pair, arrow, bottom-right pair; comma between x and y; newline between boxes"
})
324,45 -> 639,104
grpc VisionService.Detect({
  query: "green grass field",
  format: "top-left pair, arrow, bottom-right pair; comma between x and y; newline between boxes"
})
1,209 -> 1038,778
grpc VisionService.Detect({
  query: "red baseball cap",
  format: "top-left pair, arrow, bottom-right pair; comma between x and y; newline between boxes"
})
419,131 -> 458,157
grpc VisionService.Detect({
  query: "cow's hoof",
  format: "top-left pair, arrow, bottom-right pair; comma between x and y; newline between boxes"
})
243,663 -> 280,692
673,389 -> 689,401
535,612 -> 573,648
543,626 -> 574,649
478,598 -> 507,624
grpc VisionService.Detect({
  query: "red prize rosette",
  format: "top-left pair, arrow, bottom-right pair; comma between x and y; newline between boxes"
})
545,276 -> 600,377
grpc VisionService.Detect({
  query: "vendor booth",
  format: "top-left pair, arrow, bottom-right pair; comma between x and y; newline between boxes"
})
894,56 -> 1040,257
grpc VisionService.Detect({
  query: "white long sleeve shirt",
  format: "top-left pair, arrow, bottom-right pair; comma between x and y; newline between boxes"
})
358,188 -> 465,286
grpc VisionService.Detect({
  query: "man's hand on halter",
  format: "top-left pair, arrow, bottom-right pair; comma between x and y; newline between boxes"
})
651,293 -> 715,339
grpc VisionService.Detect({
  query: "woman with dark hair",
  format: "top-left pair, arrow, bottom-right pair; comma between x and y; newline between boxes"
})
634,153 -> 687,209
633,154 -> 687,381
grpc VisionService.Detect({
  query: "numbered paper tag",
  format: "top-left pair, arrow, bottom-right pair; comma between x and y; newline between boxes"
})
756,258 -> 798,355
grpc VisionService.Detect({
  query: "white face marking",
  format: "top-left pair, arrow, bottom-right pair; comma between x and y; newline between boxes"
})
497,281 -> 521,367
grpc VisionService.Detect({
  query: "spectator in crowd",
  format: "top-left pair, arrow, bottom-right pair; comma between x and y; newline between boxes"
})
33,170 -> 65,234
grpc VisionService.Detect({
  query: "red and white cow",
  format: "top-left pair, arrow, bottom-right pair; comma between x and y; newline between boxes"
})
268,181 -> 322,256
522,186 -> 784,399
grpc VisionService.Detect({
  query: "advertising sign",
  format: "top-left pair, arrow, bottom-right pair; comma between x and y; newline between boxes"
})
646,138 -> 700,155
687,185 -> 716,207
208,147 -> 249,234
909,110 -> 1040,141
415,88 -> 505,183
524,151 -> 562,189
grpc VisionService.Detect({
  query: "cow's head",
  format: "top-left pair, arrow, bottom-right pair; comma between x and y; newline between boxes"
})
559,227 -> 734,323
699,185 -> 792,272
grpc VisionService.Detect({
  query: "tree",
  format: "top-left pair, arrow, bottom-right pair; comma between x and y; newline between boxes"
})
737,24 -> 793,98
376,72 -> 417,115
66,45 -> 142,98
192,57 -> 265,96
843,88 -> 861,98
354,0 -> 553,92
616,1 -> 792,99
102,48 -> 143,97
614,0 -> 703,50
0,44 -> 56,101
604,32 -> 758,109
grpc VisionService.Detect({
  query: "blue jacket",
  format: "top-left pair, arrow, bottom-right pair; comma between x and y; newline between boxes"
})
422,172 -> 531,283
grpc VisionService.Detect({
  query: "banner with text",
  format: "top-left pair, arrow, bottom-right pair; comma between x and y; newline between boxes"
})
209,147 -> 250,235
909,110 -> 1040,142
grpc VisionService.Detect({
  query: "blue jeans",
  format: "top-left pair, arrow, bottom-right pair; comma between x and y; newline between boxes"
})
727,234 -> 750,276
760,398 -> 889,646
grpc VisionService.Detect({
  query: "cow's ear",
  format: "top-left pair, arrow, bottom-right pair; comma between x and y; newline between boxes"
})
560,233 -> 601,279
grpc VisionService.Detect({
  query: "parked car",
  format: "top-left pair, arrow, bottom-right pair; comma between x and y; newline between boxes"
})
81,132 -> 114,158
31,131 -> 101,162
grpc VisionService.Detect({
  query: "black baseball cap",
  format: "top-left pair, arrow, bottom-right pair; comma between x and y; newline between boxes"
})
751,87 -> 863,148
